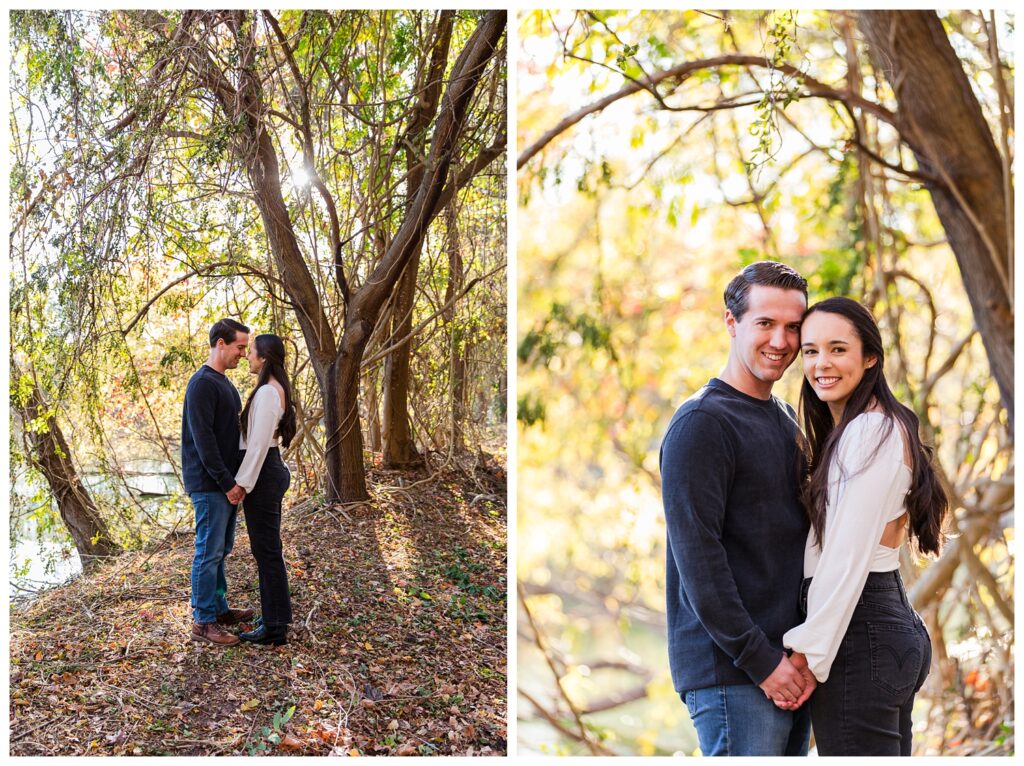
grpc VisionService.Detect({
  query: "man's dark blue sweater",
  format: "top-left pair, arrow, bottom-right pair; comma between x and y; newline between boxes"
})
660,377 -> 808,692
181,365 -> 242,494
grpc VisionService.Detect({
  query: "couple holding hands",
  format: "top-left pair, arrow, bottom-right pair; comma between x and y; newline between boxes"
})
662,262 -> 946,756
182,319 -> 296,648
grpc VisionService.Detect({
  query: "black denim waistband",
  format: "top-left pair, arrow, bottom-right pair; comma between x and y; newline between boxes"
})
799,570 -> 906,616
861,570 -> 904,591
239,447 -> 281,457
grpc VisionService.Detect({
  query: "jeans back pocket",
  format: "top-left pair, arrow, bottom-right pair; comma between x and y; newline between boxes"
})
867,622 -> 925,697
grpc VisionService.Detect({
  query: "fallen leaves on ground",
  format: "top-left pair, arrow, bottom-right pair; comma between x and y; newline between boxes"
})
10,454 -> 507,756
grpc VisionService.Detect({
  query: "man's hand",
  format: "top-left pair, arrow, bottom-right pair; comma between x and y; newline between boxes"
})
226,484 -> 246,505
758,654 -> 807,706
772,652 -> 817,710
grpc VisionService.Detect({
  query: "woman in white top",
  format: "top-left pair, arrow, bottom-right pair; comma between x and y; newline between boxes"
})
775,297 -> 947,755
235,334 -> 296,646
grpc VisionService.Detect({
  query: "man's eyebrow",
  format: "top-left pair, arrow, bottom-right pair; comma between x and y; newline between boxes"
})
752,316 -> 802,324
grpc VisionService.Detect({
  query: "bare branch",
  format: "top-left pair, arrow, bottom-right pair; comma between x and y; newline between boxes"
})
362,264 -> 503,368
518,53 -> 899,169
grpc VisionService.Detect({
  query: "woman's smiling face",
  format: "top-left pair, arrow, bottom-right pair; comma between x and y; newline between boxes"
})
800,310 -> 877,419
246,344 -> 264,375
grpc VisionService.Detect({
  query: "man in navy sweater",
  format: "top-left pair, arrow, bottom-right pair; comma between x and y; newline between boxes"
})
183,318 -> 254,646
660,262 -> 815,755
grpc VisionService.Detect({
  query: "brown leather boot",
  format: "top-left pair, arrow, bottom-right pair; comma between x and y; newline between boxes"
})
216,608 -> 255,626
192,621 -> 240,646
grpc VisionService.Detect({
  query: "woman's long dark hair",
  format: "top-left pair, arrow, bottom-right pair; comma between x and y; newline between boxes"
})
240,334 -> 297,449
800,298 -> 947,555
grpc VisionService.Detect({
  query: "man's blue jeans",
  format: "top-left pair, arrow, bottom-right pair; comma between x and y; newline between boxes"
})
684,683 -> 811,756
190,491 -> 238,624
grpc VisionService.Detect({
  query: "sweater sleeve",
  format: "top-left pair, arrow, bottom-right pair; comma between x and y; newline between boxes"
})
661,409 -> 782,686
186,376 -> 237,493
782,414 -> 906,682
235,386 -> 283,493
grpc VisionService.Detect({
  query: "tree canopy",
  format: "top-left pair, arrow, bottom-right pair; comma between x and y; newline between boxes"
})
11,8 -> 507,576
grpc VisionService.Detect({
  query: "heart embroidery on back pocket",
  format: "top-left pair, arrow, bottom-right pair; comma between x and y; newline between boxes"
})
868,622 -> 923,696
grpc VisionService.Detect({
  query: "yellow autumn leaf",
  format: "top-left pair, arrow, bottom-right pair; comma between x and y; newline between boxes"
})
240,698 -> 260,712
364,641 -> 372,650
314,699 -> 324,711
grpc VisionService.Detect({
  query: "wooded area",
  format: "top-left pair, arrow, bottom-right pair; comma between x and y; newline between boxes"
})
517,10 -> 1012,756
10,9 -> 507,755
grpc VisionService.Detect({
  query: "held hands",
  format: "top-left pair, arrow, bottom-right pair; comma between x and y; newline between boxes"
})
759,653 -> 816,711
784,652 -> 817,709
771,652 -> 816,711
226,484 -> 246,505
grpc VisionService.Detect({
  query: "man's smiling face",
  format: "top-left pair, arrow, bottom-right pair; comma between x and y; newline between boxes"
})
217,332 -> 249,370
726,285 -> 806,398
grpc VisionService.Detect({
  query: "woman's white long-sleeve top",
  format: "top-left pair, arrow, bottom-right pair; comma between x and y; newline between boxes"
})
235,385 -> 283,493
782,412 -> 911,683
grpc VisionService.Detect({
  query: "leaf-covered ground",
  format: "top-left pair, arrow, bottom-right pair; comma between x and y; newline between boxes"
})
10,455 -> 507,756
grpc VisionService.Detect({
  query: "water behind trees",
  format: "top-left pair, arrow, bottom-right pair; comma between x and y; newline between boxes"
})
10,460 -> 184,599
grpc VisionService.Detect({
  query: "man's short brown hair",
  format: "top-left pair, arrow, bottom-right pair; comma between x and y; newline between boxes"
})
209,318 -> 250,347
724,261 -> 807,321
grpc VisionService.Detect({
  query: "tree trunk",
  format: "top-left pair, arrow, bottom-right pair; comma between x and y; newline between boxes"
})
495,369 -> 507,421
381,250 -> 423,466
365,368 -> 382,453
858,11 -> 1014,425
328,10 -> 505,500
12,366 -> 120,568
443,199 -> 467,451
328,317 -> 375,500
382,12 -> 454,467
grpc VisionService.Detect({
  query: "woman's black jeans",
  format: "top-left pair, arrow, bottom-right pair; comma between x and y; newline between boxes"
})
241,448 -> 292,629
801,570 -> 931,756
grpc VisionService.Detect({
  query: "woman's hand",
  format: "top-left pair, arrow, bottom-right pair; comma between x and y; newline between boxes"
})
759,654 -> 807,706
772,652 -> 816,710
226,484 -> 246,504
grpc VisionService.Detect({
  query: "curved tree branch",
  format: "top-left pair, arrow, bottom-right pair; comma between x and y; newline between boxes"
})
518,53 -> 899,169
121,260 -> 257,335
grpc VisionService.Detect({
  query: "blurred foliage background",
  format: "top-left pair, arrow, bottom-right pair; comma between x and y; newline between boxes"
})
516,9 -> 1013,756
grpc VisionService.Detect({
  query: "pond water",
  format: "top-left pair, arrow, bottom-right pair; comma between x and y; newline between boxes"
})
10,461 -> 183,599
